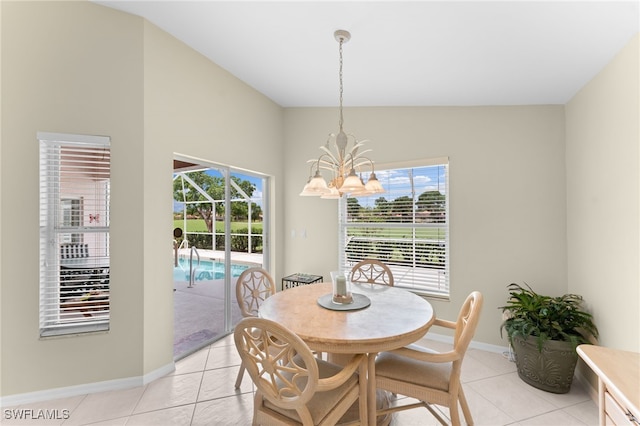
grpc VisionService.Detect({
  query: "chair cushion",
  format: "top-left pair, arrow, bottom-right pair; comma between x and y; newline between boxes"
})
263,356 -> 359,424
375,351 -> 452,392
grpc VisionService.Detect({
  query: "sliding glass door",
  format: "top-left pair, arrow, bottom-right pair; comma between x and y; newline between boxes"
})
172,155 -> 268,359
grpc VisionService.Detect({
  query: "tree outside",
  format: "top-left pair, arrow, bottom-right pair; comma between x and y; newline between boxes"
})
173,171 -> 262,233
173,170 -> 264,253
347,190 -> 446,224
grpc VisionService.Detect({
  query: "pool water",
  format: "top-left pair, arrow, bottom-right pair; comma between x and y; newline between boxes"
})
173,258 -> 249,282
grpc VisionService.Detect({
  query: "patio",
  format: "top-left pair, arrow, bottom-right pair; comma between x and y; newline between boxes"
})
173,249 -> 263,359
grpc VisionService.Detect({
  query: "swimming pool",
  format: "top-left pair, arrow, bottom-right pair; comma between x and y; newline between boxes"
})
173,258 -> 249,282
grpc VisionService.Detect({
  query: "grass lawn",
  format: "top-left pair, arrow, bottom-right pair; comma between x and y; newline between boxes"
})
174,219 -> 263,233
174,219 -> 442,240
347,227 -> 445,240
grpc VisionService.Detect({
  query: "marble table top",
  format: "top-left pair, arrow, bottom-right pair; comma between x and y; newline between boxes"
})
259,282 -> 435,354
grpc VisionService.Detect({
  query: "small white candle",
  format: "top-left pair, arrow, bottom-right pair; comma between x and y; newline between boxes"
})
336,276 -> 347,296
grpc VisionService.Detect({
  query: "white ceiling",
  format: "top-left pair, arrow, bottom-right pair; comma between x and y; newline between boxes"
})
93,1 -> 639,107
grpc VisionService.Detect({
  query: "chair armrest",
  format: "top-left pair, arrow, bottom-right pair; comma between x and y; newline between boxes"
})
383,317 -> 460,363
389,344 -> 461,364
433,318 -> 456,329
317,353 -> 366,392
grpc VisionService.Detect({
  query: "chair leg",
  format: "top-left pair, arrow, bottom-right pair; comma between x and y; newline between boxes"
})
358,360 -> 368,425
234,364 -> 245,389
458,387 -> 474,426
425,404 -> 449,426
449,395 -> 461,426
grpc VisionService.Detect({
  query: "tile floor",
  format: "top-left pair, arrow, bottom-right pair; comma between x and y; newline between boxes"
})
2,334 -> 598,425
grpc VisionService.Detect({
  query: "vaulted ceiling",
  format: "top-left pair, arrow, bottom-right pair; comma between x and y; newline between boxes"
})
94,1 -> 639,107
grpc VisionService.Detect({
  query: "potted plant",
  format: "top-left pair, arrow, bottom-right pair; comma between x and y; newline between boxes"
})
499,282 -> 598,393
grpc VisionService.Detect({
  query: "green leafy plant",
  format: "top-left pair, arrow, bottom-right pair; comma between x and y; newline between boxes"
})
499,282 -> 598,351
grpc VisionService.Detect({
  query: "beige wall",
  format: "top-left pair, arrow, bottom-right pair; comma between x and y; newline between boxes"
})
0,1 -> 284,399
0,0 -> 4,401
566,34 -> 640,352
283,106 -> 567,346
1,0 -> 145,397
141,19 -> 285,373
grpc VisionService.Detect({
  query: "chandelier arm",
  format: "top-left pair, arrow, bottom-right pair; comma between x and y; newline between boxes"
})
345,152 -> 357,172
304,162 -> 315,177
349,140 -> 367,150
352,158 -> 375,170
345,138 -> 368,159
317,160 -> 338,170
350,148 -> 373,159
362,157 -> 376,172
314,153 -> 339,172
317,163 -> 336,171
319,145 -> 340,165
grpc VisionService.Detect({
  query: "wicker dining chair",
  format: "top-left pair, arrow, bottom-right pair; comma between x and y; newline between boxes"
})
234,317 -> 368,425
374,291 -> 484,426
234,267 -> 276,389
350,259 -> 394,287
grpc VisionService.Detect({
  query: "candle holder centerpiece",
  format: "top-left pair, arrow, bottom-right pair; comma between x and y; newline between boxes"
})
331,271 -> 353,304
317,272 -> 371,311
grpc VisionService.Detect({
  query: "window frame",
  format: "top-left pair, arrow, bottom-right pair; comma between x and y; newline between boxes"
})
38,132 -> 111,337
338,157 -> 450,299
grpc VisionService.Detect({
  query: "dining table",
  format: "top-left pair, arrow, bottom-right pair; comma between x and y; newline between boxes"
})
258,281 -> 435,426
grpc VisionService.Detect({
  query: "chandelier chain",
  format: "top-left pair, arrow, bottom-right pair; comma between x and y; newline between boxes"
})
338,36 -> 344,132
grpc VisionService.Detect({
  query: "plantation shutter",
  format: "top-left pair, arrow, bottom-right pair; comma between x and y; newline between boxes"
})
39,132 -> 111,337
339,159 -> 449,298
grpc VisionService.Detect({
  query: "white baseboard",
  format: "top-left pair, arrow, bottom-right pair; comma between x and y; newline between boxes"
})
0,362 -> 175,408
142,362 -> 176,385
574,367 -> 598,403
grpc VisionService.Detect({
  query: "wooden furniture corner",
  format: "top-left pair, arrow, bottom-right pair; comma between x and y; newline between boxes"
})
578,345 -> 640,425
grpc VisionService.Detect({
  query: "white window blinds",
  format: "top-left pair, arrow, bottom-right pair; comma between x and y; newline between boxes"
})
339,161 -> 449,298
38,132 -> 111,336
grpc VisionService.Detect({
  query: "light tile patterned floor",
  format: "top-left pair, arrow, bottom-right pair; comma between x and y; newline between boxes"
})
2,334 -> 598,425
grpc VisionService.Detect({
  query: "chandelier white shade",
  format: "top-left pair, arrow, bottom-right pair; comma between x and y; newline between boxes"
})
300,30 -> 384,199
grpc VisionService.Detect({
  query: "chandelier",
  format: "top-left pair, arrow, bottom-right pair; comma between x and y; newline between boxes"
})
300,30 -> 384,199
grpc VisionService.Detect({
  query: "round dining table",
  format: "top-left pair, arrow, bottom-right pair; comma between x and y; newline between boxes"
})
259,281 -> 435,426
